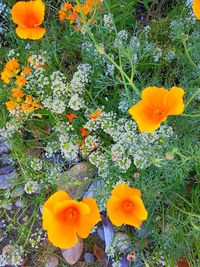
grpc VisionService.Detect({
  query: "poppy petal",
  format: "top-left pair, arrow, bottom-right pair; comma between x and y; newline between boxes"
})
76,198 -> 101,238
124,212 -> 143,229
166,86 -> 185,115
129,101 -> 161,132
47,221 -> 78,249
16,26 -> 46,40
106,196 -> 126,226
111,183 -> 141,198
141,87 -> 168,109
129,196 -> 148,220
193,0 -> 200,20
44,191 -> 70,209
12,1 -> 45,28
42,206 -> 54,230
53,200 -> 90,215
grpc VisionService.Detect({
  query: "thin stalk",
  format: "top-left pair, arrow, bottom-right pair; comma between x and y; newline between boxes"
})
185,88 -> 200,108
75,0 -> 140,99
182,37 -> 197,68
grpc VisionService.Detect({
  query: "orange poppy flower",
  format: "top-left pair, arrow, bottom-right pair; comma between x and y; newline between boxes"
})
42,191 -> 101,249
66,113 -> 77,123
128,86 -> 185,133
1,59 -> 20,84
11,88 -> 24,98
11,0 -> 46,40
80,127 -> 89,137
15,75 -> 27,88
21,67 -> 31,76
89,109 -> 102,120
5,59 -> 19,72
193,0 -> 200,19
107,183 -> 148,228
5,100 -> 17,111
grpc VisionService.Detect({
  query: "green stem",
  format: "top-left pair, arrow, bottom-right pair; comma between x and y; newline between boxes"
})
182,36 -> 197,68
185,88 -> 200,108
179,114 -> 200,117
75,0 -> 140,99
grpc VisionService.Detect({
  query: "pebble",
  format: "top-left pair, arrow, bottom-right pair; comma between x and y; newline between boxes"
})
57,162 -> 97,199
0,144 -> 10,155
0,171 -> 18,189
62,238 -> 83,265
84,252 -> 94,264
0,165 -> 15,175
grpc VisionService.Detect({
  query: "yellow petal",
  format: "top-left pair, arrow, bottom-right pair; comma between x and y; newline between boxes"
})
166,86 -> 185,115
76,198 -> 101,238
16,26 -> 46,40
44,191 -> 70,210
129,101 -> 161,132
111,183 -> 141,198
106,196 -> 126,226
193,0 -> 200,20
47,221 -> 78,249
129,196 -> 148,220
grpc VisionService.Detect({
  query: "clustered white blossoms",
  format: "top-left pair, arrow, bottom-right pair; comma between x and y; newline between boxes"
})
24,180 -> 38,194
0,246 -> 24,266
84,110 -> 174,174
0,1 -> 9,36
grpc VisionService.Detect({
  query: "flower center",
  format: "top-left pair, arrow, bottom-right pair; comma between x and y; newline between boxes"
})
64,207 -> 79,222
122,200 -> 134,212
153,108 -> 167,122
25,14 -> 39,28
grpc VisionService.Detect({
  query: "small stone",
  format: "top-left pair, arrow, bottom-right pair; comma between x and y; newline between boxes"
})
0,144 -> 10,155
112,232 -> 131,254
2,244 -> 14,265
0,171 -> 18,189
0,165 -> 15,175
57,162 -> 97,199
15,199 -> 24,208
44,254 -> 59,267
84,252 -> 94,264
62,238 -> 83,265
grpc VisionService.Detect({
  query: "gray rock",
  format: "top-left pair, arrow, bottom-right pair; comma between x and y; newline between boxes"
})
44,254 -> 59,267
0,171 -> 18,189
0,144 -> 10,155
84,252 -> 94,264
57,162 -> 97,199
15,199 -> 24,208
0,165 -> 15,175
62,238 -> 83,265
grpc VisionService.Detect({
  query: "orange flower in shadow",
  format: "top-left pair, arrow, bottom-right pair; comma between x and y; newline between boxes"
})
11,0 -> 46,40
42,191 -> 101,249
80,127 -> 89,137
66,113 -> 77,123
128,86 -> 185,132
1,59 -> 20,84
89,109 -> 102,120
193,0 -> 200,20
107,183 -> 148,228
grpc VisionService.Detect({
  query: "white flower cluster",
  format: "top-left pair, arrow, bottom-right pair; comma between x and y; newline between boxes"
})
30,158 -> 43,171
0,1 -> 9,36
103,13 -> 114,31
24,180 -> 38,194
0,246 -> 24,266
0,118 -> 23,139
152,47 -> 162,62
85,110 -> 174,172
29,228 -> 46,249
55,122 -> 79,160
114,30 -> 129,48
